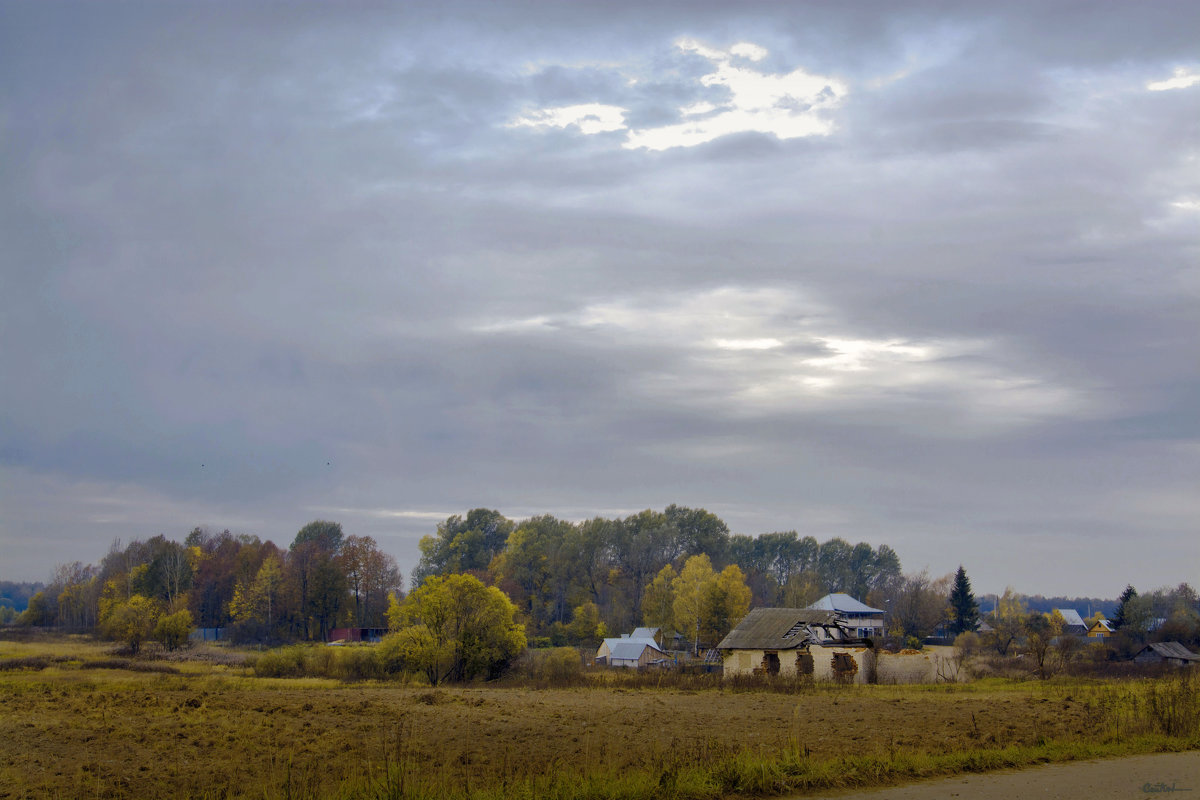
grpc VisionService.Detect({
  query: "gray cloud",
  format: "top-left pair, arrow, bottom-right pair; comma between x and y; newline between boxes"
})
3,1 -> 1199,596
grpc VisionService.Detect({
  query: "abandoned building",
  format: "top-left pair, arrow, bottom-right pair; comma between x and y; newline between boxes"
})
716,606 -> 957,684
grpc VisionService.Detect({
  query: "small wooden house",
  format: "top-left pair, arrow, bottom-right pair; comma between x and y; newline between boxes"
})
598,638 -> 668,668
630,627 -> 665,649
596,632 -> 666,667
1132,642 -> 1199,667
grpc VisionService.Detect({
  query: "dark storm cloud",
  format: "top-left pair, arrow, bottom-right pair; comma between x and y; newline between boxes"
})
2,1 -> 1198,594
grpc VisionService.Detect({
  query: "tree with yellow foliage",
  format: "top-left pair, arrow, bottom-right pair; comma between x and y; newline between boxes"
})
671,555 -> 751,655
383,574 -> 525,684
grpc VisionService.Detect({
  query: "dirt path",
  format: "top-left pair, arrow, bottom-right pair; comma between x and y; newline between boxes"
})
801,751 -> 1200,800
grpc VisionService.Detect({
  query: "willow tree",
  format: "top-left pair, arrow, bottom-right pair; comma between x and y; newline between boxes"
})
384,574 -> 525,684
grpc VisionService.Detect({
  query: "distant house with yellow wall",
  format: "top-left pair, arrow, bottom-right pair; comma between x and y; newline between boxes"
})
1087,617 -> 1116,638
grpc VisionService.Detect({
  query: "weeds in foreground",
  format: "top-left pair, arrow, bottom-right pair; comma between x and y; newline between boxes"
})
324,734 -> 1197,800
4,634 -> 1199,800
263,672 -> 1200,800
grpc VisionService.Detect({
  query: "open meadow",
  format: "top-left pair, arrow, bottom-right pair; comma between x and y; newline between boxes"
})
1,634 -> 1198,800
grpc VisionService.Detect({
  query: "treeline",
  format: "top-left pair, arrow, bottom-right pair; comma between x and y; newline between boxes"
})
17,522 -> 402,646
412,505 -> 905,642
981,583 -> 1200,664
10,504 -> 924,649
12,503 -> 1049,651
0,581 -> 42,623
1018,595 -> 1117,617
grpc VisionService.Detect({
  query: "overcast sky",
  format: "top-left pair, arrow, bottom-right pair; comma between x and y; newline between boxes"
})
2,2 -> 1198,597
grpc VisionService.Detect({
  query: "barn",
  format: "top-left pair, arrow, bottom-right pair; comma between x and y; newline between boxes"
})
596,632 -> 668,667
1132,642 -> 1199,666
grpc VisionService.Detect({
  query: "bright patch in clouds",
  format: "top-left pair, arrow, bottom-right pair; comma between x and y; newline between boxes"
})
1147,67 -> 1200,91
471,287 -> 1087,429
509,39 -> 848,151
713,338 -> 783,351
307,506 -> 455,521
804,338 -> 933,371
508,103 -> 627,134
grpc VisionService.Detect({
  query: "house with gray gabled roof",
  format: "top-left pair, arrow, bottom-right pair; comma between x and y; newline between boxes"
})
1054,609 -> 1087,635
606,639 -> 668,668
716,607 -> 859,679
717,606 -> 959,684
1132,641 -> 1199,667
596,630 -> 666,667
630,627 -> 665,648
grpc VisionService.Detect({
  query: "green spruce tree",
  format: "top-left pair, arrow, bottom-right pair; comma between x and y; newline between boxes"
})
948,565 -> 980,635
1112,584 -> 1137,629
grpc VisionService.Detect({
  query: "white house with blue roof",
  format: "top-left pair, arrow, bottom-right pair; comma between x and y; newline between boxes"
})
806,593 -> 886,639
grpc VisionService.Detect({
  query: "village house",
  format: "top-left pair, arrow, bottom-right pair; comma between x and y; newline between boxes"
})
1132,641 -> 1199,667
717,603 -> 958,684
595,631 -> 667,668
716,607 -> 845,678
629,627 -> 665,649
806,593 -> 885,639
605,639 -> 669,668
1054,609 -> 1088,636
1086,617 -> 1115,639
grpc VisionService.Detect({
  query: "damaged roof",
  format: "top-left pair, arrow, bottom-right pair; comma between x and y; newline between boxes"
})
716,608 -> 839,651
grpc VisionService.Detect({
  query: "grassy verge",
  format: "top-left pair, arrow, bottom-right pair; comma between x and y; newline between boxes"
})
316,734 -> 1198,800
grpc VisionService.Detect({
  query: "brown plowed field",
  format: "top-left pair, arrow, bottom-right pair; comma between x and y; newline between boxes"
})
1,663 -> 1104,799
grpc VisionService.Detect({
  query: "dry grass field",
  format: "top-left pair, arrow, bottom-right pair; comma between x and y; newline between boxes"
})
1,634 -> 1197,800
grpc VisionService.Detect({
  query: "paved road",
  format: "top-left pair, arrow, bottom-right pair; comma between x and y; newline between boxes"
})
799,751 -> 1200,800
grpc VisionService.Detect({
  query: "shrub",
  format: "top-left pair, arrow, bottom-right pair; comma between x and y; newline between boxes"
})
953,631 -> 980,656
332,647 -> 384,682
249,646 -> 307,678
153,610 -> 193,652
249,644 -> 385,681
377,633 -> 407,675
100,595 -> 160,654
503,646 -> 585,687
536,647 -> 584,685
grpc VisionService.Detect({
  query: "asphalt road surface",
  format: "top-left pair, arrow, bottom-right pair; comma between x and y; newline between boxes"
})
800,751 -> 1200,800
